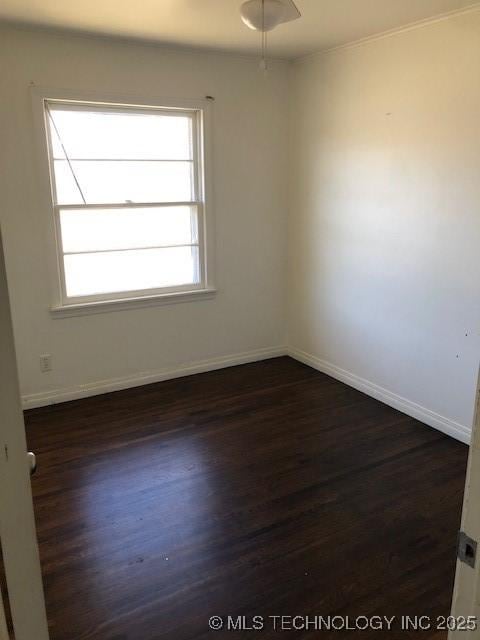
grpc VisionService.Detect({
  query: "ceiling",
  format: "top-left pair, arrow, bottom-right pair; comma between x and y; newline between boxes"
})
0,0 -> 478,59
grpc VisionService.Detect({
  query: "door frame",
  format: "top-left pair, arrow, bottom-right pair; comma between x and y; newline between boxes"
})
0,594 -> 8,640
449,368 -> 480,638
0,229 -> 50,640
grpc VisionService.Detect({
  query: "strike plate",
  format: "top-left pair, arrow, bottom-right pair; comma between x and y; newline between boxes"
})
458,531 -> 477,569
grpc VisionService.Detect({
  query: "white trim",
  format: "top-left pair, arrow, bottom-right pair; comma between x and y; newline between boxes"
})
288,347 -> 472,445
21,345 -> 287,409
50,286 -> 217,317
0,231 -> 50,639
57,201 -> 201,209
21,344 -> 473,444
297,2 -> 480,62
30,87 -> 216,309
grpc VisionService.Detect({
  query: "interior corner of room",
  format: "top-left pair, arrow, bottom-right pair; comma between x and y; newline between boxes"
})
1,1 -> 480,639
2,9 -> 479,443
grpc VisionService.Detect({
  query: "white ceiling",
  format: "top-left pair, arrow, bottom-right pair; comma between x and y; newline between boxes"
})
0,0 -> 478,59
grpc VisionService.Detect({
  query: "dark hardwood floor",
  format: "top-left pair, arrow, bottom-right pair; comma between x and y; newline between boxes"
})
25,357 -> 468,640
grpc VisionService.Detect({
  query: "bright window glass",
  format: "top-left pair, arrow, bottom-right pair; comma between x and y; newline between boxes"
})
64,247 -> 199,297
53,160 -> 194,205
50,109 -> 193,161
45,101 -> 205,302
59,206 -> 198,253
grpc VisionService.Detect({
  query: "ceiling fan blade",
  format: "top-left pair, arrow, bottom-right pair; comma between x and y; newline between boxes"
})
278,0 -> 301,24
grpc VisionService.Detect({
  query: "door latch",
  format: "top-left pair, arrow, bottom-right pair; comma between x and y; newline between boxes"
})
458,531 -> 477,568
27,451 -> 37,476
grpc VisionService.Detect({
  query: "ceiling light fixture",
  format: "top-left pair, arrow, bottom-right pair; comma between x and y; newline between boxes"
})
240,0 -> 301,70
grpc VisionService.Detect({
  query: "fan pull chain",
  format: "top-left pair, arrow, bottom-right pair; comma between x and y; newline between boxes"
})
260,0 -> 268,72
260,31 -> 268,72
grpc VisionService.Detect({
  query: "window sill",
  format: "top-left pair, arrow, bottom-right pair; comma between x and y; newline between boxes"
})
50,288 -> 217,318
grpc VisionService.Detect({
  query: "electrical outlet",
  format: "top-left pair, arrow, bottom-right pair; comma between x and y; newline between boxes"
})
39,354 -> 52,373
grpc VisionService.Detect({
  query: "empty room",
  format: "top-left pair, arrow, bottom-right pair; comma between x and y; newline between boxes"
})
1,1 -> 480,639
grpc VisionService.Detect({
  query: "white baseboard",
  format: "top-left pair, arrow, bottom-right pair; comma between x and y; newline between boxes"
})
22,345 -> 288,410
288,347 -> 471,445
22,344 -> 472,445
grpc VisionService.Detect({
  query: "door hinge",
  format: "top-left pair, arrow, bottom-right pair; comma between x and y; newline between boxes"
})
458,531 -> 477,568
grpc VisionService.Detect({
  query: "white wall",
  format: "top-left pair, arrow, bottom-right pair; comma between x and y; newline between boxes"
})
288,10 -> 480,442
2,13 -> 479,443
0,26 -> 290,406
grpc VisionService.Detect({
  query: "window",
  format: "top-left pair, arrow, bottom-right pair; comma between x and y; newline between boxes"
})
40,96 -> 213,311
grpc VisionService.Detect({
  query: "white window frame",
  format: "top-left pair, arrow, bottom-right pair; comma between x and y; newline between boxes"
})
31,88 -> 216,317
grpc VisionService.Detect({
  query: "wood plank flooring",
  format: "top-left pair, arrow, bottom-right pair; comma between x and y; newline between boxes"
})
25,357 -> 468,640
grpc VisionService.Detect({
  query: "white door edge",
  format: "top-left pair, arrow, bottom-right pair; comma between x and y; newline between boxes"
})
0,229 -> 50,640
